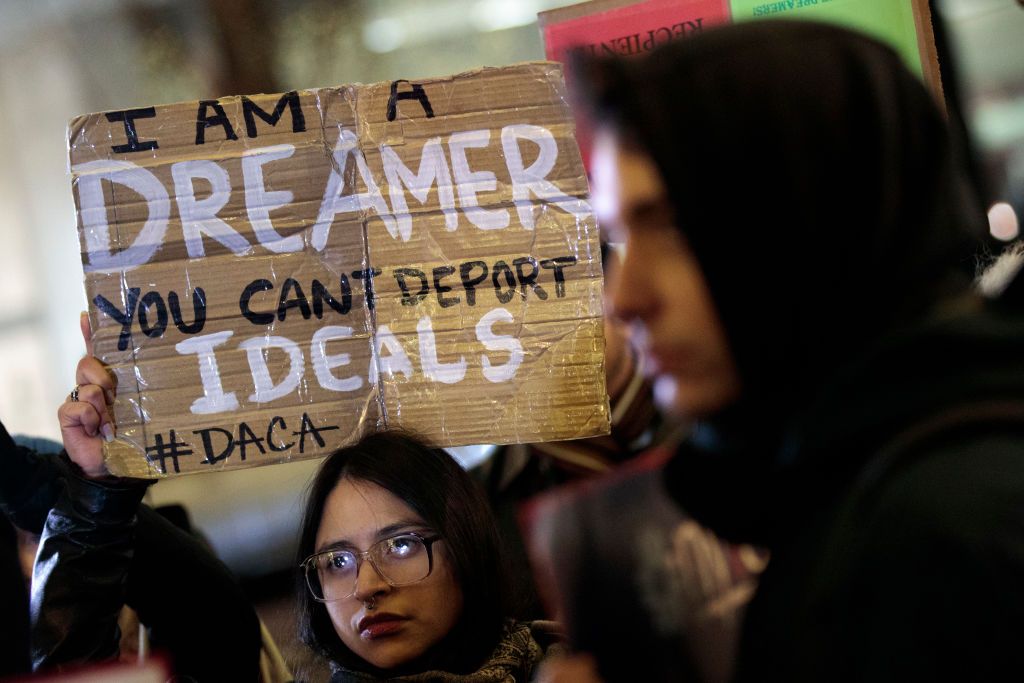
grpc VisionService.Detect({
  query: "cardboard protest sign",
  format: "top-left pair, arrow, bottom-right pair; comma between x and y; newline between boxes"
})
539,0 -> 942,168
69,62 -> 609,478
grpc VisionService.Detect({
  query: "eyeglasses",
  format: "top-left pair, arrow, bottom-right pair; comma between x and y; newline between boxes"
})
301,532 -> 441,602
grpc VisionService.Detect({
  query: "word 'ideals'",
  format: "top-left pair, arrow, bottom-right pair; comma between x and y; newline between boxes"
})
177,307 -> 525,416
74,122 -> 590,273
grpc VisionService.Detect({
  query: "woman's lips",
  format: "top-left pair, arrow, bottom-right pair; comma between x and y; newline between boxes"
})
358,613 -> 408,640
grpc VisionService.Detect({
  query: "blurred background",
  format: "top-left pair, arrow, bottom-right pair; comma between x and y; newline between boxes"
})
0,0 -> 1022,676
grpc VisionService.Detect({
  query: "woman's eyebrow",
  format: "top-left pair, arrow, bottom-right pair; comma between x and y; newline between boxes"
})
315,519 -> 428,553
375,520 -> 430,539
315,538 -> 356,553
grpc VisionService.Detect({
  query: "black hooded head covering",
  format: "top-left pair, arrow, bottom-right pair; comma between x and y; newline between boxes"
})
578,19 -> 986,417
574,21 -> 991,543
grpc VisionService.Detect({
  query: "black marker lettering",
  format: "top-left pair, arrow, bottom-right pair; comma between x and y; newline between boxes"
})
194,427 -> 235,465
311,276 -> 352,317
292,413 -> 340,453
513,256 -> 548,300
241,91 -> 306,138
240,279 -> 275,325
94,288 -> 140,352
540,256 -> 578,298
105,107 -> 159,153
387,80 -> 435,122
195,100 -> 238,145
394,268 -> 428,306
169,288 -> 206,335
492,261 -> 516,304
459,261 -> 488,306
138,291 -> 169,338
277,278 -> 312,321
352,268 -> 382,310
146,430 -> 193,474
235,421 -> 267,460
266,416 -> 295,452
432,266 -> 460,308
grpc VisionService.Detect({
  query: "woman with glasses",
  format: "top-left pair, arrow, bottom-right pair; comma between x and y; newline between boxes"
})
295,430 -> 556,680
37,345 -> 557,680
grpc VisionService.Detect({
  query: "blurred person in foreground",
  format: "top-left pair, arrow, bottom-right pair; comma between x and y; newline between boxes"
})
543,19 -> 1024,682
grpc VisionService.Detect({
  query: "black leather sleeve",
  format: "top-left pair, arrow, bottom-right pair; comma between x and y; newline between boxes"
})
30,471 -> 149,671
28,467 -> 263,680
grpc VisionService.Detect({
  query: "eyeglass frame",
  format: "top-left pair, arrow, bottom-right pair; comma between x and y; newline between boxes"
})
300,531 -> 442,603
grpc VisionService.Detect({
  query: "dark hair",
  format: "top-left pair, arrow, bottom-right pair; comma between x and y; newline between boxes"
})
296,431 -> 511,675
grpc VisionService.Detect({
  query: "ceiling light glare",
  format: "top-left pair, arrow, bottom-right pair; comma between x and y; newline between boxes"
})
363,17 -> 406,54
989,201 -> 1020,242
470,0 -> 538,32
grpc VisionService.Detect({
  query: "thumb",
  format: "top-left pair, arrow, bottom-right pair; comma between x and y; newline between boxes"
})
80,311 -> 94,357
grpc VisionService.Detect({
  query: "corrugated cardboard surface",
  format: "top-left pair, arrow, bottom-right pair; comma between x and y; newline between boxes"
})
69,62 -> 609,477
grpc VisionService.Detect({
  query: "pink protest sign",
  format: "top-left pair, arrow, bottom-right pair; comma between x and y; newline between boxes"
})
539,0 -> 731,168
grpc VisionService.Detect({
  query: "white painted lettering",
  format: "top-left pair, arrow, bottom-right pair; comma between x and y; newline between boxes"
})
381,137 -> 459,239
476,307 -> 523,382
417,315 -> 467,384
448,130 -> 510,231
171,159 -> 250,258
175,330 -> 239,414
312,130 -> 397,248
311,326 -> 362,392
242,145 -> 303,253
501,124 -> 590,229
369,324 -> 414,383
239,334 -> 304,403
75,160 -> 170,273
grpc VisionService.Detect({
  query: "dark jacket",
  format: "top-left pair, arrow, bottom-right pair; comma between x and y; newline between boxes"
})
578,19 -> 1011,681
666,300 -> 1024,681
6,443 -> 262,680
0,513 -> 30,677
0,425 -> 66,677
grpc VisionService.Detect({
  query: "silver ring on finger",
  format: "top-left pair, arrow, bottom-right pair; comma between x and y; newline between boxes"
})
70,385 -> 80,402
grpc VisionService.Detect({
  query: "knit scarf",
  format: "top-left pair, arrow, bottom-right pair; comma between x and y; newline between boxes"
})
330,621 -> 554,683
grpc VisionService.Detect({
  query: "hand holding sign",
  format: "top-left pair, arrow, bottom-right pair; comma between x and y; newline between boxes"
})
58,313 -> 118,478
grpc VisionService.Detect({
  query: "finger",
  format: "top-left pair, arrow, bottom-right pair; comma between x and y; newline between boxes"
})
59,399 -> 103,439
76,356 -> 116,405
76,356 -> 114,390
76,384 -> 115,441
58,401 -> 107,478
80,311 -> 93,357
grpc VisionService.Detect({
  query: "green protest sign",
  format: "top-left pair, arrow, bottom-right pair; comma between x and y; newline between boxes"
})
729,0 -> 937,85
